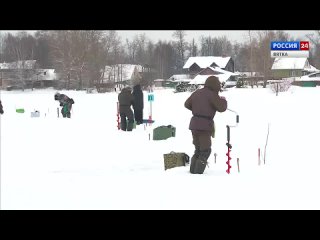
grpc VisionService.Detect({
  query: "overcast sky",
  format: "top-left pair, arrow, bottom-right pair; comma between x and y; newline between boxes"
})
1,30 -> 316,44
117,30 -> 316,44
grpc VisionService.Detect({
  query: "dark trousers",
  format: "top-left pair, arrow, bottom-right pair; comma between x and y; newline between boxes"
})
62,103 -> 72,118
120,108 -> 134,131
134,109 -> 143,124
191,130 -> 211,151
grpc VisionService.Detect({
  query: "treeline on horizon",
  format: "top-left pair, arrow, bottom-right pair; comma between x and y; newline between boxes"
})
0,30 -> 319,88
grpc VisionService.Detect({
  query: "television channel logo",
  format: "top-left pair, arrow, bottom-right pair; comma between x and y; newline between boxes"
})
270,41 -> 309,58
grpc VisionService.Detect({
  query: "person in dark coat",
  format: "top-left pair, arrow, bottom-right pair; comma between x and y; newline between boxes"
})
118,87 -> 134,131
184,76 -> 228,174
132,84 -> 144,125
54,92 -> 74,118
0,100 -> 3,114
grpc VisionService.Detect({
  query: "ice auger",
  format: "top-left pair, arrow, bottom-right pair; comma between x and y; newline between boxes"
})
226,109 -> 239,174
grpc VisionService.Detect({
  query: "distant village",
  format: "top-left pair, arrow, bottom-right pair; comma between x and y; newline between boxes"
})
1,55 -> 319,92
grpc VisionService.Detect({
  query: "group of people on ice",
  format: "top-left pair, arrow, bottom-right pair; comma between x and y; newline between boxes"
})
118,76 -> 228,175
0,94 -> 75,118
1,76 -> 228,175
55,83 -> 144,125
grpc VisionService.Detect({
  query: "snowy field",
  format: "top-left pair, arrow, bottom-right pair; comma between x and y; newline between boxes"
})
1,85 -> 320,210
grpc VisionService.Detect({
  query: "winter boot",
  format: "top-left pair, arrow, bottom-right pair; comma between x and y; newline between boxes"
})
190,147 -> 200,174
194,149 -> 212,174
127,120 -> 134,131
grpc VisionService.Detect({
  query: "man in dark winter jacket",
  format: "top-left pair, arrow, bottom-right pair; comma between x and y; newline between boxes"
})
0,100 -> 3,114
118,87 -> 135,131
184,76 -> 227,174
54,92 -> 74,118
132,84 -> 144,125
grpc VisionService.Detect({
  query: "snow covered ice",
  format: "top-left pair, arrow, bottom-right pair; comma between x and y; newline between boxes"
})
1,86 -> 320,210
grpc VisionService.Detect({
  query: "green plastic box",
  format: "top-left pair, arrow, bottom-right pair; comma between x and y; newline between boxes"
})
153,125 -> 176,140
16,108 -> 25,113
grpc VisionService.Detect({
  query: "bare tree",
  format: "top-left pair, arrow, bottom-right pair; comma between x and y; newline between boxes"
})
0,32 -> 4,62
270,79 -> 291,95
151,41 -> 175,80
2,31 -> 37,89
102,31 -> 118,64
85,31 -> 108,88
187,38 -> 198,58
199,35 -> 212,56
136,33 -> 147,65
233,43 -> 250,72
248,30 -> 253,79
255,31 -> 290,86
49,30 -> 107,90
145,40 -> 154,65
199,35 -> 232,56
257,31 -> 275,86
3,32 -> 36,62
172,30 -> 187,72
126,38 -> 138,63
34,31 -> 52,68
306,31 -> 320,69
219,36 -> 233,56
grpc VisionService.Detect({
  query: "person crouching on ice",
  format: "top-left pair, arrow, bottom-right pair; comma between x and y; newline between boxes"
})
54,92 -> 75,118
